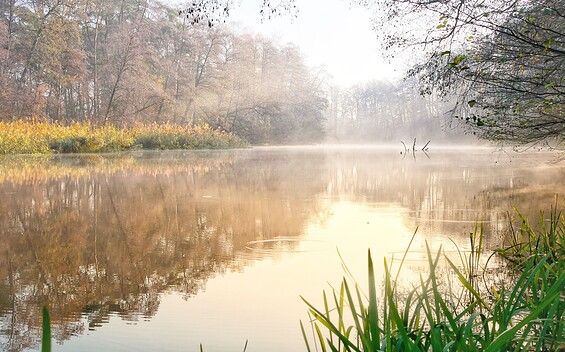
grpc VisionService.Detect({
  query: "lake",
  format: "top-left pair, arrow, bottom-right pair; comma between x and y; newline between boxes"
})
0,146 -> 563,351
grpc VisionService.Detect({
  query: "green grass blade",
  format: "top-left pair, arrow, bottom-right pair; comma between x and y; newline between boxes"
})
323,290 -> 334,346
367,250 -> 381,350
383,258 -> 417,350
393,227 -> 418,290
314,323 -> 328,352
501,257 -> 550,326
42,306 -> 51,352
300,320 -> 312,352
445,256 -> 489,310
302,295 -> 361,352
484,267 -> 565,352
343,280 -> 372,350
426,243 -> 457,329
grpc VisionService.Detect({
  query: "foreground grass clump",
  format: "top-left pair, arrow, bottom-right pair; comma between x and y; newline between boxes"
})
0,121 -> 247,154
301,209 -> 564,351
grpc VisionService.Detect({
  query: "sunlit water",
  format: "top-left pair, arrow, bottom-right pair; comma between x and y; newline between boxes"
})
0,146 -> 563,351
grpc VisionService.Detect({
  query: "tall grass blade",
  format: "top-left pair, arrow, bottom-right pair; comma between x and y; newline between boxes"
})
393,227 -> 418,290
314,324 -> 328,352
383,258 -> 416,350
445,256 -> 490,310
366,250 -> 380,350
301,295 -> 361,352
41,306 -> 51,352
485,265 -> 564,352
343,280 -> 371,351
300,320 -> 312,352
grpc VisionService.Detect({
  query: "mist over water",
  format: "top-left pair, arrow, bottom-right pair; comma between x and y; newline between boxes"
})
0,146 -> 562,351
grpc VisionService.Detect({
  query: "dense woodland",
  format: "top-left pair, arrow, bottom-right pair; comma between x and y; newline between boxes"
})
3,0 -> 562,146
0,0 -> 329,144
0,0 -> 481,146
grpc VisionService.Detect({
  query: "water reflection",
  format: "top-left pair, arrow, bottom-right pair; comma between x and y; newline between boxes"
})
0,150 -> 325,351
0,147 -> 562,351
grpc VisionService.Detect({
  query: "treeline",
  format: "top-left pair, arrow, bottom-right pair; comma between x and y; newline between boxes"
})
325,79 -> 476,143
0,0 -> 326,144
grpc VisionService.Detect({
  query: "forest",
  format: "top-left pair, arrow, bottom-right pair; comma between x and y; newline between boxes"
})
0,0 -> 483,147
0,0 -> 330,144
2,0 -> 563,147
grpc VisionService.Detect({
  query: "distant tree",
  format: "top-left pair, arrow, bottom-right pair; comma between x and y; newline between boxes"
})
0,20 -> 15,118
35,16 -> 86,121
1,0 -> 69,118
324,79 -> 462,143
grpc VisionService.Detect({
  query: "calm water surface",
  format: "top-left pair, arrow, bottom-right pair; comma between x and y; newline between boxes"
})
0,146 -> 563,351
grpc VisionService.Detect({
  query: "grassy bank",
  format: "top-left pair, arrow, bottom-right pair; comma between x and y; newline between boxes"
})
302,208 -> 564,351
0,121 -> 247,154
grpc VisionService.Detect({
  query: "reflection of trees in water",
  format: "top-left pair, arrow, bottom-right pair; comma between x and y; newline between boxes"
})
0,149 -> 562,350
0,151 -> 326,351
321,149 -> 564,245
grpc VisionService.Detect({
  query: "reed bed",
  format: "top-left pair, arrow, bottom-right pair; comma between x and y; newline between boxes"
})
0,121 -> 247,154
301,208 -> 564,351
132,123 -> 247,150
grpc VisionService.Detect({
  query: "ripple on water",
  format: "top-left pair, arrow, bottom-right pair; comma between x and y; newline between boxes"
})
245,238 -> 331,253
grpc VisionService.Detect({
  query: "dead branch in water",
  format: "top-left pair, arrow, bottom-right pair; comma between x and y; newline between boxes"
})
400,141 -> 408,154
422,140 -> 430,151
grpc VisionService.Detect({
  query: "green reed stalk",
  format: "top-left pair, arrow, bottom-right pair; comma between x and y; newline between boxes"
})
41,306 -> 51,352
301,208 -> 564,351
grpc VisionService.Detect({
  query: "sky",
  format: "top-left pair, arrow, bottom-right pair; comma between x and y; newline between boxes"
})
226,0 -> 407,86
